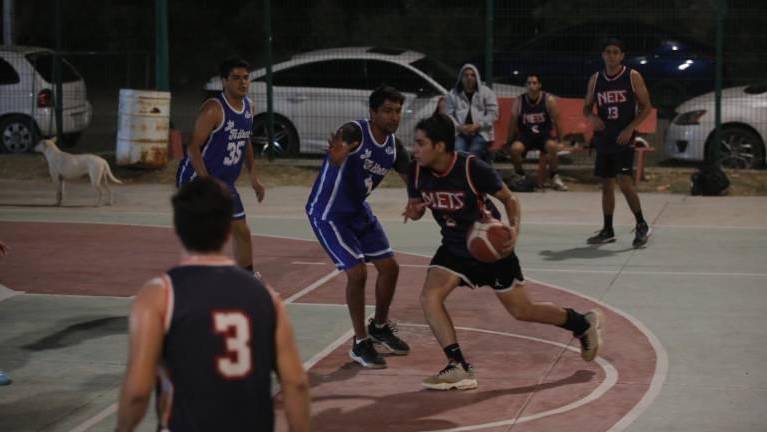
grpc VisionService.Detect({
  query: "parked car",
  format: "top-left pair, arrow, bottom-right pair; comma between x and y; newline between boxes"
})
665,83 -> 766,169
0,46 -> 92,153
471,21 -> 717,115
204,47 -> 524,156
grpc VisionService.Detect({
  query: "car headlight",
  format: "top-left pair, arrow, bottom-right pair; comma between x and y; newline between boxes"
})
674,110 -> 707,125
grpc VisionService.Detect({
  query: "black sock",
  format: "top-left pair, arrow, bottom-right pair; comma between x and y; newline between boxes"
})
603,214 -> 614,232
560,308 -> 590,335
443,344 -> 469,368
244,264 -> 254,272
634,210 -> 646,225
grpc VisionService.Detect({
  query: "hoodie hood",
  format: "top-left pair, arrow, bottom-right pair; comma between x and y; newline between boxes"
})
455,63 -> 482,92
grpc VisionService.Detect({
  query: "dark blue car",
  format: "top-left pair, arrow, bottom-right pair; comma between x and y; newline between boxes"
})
475,21 -> 716,115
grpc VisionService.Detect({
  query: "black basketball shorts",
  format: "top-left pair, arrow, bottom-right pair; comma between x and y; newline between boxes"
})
429,245 -> 525,293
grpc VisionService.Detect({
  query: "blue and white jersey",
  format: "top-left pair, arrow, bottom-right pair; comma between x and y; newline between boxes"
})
177,93 -> 253,186
306,119 -> 397,219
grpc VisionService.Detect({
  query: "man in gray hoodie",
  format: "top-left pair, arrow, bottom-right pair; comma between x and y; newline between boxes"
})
445,64 -> 499,162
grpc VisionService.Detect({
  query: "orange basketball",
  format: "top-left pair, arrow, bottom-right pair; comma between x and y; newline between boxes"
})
466,218 -> 515,263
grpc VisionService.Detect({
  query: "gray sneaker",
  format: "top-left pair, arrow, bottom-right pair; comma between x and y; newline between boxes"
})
422,362 -> 478,390
551,174 -> 568,191
577,310 -> 604,361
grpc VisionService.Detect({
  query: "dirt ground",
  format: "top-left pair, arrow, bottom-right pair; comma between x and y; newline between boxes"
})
1,153 -> 765,196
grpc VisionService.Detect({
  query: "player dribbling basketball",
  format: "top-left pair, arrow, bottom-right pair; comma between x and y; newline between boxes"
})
403,113 -> 604,390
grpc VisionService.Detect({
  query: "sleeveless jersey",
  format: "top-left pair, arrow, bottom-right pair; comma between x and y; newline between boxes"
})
408,153 -> 503,258
177,93 -> 254,186
518,92 -> 552,139
156,262 -> 276,431
593,66 -> 636,151
306,119 -> 397,219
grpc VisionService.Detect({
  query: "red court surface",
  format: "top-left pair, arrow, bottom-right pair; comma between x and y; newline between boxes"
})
0,221 -> 662,431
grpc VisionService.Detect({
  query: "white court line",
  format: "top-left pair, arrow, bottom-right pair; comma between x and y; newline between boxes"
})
283,269 -> 341,304
292,261 -> 767,278
395,323 -> 618,431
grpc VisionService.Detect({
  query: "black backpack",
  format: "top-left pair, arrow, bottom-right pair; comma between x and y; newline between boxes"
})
691,166 -> 730,196
507,174 -> 538,193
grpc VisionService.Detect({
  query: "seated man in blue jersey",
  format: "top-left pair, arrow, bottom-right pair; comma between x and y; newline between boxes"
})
507,73 -> 568,191
403,113 -> 602,390
445,64 -> 499,163
117,177 -> 309,432
176,57 -> 266,272
306,86 -> 411,369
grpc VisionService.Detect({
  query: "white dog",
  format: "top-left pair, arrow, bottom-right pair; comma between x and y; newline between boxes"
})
34,138 -> 123,206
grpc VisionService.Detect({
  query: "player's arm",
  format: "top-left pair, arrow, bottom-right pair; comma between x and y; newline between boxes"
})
402,160 -> 426,222
493,184 -> 521,256
618,70 -> 653,144
477,89 -> 499,133
470,157 -> 519,253
271,292 -> 310,432
582,73 -> 604,131
327,122 -> 362,166
187,99 -> 223,178
116,278 -> 167,432
546,94 -> 561,141
245,126 -> 265,202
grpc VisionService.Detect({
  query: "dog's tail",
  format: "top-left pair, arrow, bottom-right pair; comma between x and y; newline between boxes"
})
105,164 -> 123,184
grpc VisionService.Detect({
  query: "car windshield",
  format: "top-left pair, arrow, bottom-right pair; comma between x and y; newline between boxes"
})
410,57 -> 456,91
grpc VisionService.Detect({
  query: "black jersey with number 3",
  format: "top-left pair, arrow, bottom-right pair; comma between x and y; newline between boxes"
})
408,153 -> 503,258
593,66 -> 636,151
157,263 -> 277,431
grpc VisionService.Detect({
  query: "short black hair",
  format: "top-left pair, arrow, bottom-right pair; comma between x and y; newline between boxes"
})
369,85 -> 405,111
172,177 -> 233,253
219,57 -> 250,80
601,38 -> 626,53
416,113 -> 455,152
526,73 -> 542,84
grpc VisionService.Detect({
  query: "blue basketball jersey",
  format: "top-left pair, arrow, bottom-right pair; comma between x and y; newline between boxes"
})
306,119 -> 397,219
177,93 -> 253,186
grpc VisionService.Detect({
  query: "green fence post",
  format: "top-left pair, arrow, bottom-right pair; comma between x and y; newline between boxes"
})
54,0 -> 63,142
264,0 -> 275,160
484,0 -> 494,87
155,0 -> 170,91
711,0 -> 727,168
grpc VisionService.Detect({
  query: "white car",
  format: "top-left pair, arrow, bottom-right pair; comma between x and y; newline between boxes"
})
204,47 -> 524,155
0,46 -> 92,153
665,84 -> 766,169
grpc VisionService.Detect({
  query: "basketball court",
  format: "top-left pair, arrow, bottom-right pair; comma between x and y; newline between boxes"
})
1,180 -> 766,431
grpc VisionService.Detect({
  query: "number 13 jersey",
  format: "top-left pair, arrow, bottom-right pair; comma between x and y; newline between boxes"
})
593,66 -> 637,152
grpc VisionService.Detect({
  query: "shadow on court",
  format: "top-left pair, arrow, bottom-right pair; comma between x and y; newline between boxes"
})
539,246 -> 635,261
303,369 -> 595,431
22,316 -> 127,351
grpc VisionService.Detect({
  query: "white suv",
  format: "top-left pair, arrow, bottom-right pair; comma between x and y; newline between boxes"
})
204,47 -> 524,155
0,46 -> 92,153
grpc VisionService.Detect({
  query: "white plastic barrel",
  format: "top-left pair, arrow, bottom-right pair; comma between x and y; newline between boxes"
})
116,89 -> 171,168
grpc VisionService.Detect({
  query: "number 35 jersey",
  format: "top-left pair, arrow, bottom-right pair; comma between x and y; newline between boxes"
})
156,258 -> 277,431
176,92 -> 253,186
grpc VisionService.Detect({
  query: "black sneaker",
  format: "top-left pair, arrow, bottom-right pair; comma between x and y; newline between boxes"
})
633,223 -> 652,248
587,227 -> 616,244
349,337 -> 386,369
368,319 -> 410,355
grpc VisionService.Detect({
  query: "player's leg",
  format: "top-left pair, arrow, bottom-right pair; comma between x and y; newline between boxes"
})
588,151 -> 617,244
509,140 -> 527,176
308,216 -> 385,368
229,190 -> 253,270
615,149 -> 651,247
420,247 -> 477,390
454,134 -> 470,153
358,211 -> 409,354
546,139 -> 568,191
468,134 -> 489,162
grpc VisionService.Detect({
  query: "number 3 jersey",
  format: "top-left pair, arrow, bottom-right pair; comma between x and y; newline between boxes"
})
593,66 -> 637,153
306,119 -> 403,219
176,93 -> 254,186
156,258 -> 277,431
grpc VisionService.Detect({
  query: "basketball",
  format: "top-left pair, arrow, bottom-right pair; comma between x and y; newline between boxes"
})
466,218 -> 515,263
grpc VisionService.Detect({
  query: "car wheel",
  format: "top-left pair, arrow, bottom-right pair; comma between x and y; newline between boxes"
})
707,126 -> 765,169
0,116 -> 38,153
252,115 -> 299,157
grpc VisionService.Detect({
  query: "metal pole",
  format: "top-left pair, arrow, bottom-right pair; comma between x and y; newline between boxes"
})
54,0 -> 63,141
484,0 -> 494,87
711,0 -> 727,168
3,0 -> 14,45
155,0 -> 170,91
264,0 -> 275,159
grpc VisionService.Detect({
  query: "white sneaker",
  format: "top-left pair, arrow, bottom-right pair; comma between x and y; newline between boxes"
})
577,310 -> 604,361
551,174 -> 568,191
